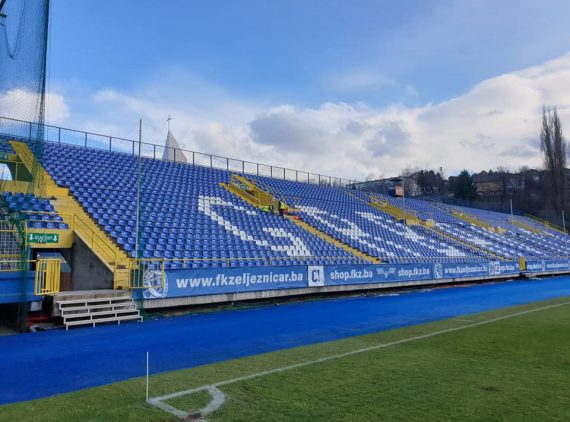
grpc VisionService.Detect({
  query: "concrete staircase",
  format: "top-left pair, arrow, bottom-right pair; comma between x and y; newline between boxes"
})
286,215 -> 381,264
425,224 -> 506,261
346,191 -> 420,225
10,141 -> 132,289
509,218 -> 543,234
450,210 -> 492,229
55,290 -> 142,330
525,213 -> 565,234
221,174 -> 279,210
222,175 -> 379,263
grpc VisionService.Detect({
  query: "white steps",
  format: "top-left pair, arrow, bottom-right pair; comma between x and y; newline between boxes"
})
56,291 -> 142,330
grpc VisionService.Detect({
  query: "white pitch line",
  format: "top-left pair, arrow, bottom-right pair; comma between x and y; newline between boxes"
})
148,300 -> 570,419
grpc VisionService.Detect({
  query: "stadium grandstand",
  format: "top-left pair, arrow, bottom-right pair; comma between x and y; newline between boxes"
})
1,114 -> 570,329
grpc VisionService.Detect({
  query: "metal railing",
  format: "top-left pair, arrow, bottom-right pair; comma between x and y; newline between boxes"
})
72,213 -> 120,267
0,115 -> 359,188
35,259 -> 61,295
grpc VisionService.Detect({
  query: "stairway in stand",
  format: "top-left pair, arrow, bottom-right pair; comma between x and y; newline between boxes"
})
10,140 -> 132,289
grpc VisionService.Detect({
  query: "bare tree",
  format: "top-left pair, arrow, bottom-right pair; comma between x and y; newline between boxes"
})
540,106 -> 567,212
495,165 -> 511,201
401,166 -> 419,196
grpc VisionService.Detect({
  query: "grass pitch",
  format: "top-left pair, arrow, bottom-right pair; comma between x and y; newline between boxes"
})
1,296 -> 570,421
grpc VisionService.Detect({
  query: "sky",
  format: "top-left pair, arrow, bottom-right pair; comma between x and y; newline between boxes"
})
5,0 -> 570,180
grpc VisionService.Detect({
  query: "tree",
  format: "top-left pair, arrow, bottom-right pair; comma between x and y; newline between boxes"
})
540,106 -> 567,213
495,165 -> 511,201
416,170 -> 441,195
454,170 -> 477,201
401,166 -> 419,196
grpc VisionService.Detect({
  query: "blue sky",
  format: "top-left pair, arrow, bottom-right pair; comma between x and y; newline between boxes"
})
4,0 -> 570,179
49,0 -> 570,107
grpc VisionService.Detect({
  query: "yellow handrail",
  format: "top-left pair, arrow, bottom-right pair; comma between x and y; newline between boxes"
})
72,213 -> 118,265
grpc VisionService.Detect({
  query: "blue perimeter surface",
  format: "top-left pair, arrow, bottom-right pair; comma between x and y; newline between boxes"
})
1,276 -> 570,405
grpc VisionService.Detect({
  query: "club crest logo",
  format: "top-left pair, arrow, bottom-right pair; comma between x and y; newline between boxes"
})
142,270 -> 168,299
433,263 -> 443,279
488,261 -> 500,276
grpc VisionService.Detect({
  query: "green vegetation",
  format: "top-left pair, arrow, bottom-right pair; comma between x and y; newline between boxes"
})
1,297 -> 569,421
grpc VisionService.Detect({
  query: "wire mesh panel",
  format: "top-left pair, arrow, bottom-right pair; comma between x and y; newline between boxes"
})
0,0 -> 50,330
59,128 -> 88,148
194,152 -> 212,168
43,124 -> 61,144
139,142 -> 157,159
148,144 -> 164,160
243,161 -> 258,176
272,166 -> 286,179
111,137 -> 134,155
211,155 -> 228,171
228,158 -> 244,173
258,164 -> 272,177
285,168 -> 297,181
297,170 -> 309,183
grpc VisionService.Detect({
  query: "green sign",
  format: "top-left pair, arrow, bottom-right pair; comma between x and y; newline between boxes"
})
0,152 -> 8,160
27,233 -> 59,244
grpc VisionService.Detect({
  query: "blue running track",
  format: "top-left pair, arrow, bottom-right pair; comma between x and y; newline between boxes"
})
1,276 -> 570,405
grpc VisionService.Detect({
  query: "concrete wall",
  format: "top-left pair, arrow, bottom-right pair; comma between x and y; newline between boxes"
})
70,235 -> 113,290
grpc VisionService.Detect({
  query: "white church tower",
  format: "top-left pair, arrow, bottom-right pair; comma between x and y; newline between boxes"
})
162,116 -> 187,163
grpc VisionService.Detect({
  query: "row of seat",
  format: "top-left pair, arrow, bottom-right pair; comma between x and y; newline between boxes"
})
2,192 -> 69,229
4,136 -> 565,267
40,143 -> 358,266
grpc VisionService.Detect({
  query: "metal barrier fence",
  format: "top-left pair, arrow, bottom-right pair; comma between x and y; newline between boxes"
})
34,259 -> 61,295
0,115 -> 359,188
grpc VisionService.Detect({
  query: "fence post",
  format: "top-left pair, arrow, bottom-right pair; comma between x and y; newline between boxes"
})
84,132 -> 88,148
109,137 -> 112,151
192,151 -> 195,165
210,155 -> 212,168
58,127 -> 61,144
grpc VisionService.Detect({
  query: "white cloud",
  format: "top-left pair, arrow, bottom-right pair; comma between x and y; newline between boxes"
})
0,89 -> 69,124
48,52 -> 570,181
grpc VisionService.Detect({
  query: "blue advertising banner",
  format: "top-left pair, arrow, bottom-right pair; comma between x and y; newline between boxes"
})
322,263 -> 433,287
140,265 -> 308,299
433,261 -> 519,280
138,260 -> 523,300
525,259 -> 570,273
322,260 -> 520,287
